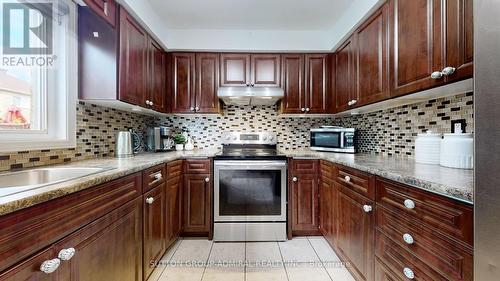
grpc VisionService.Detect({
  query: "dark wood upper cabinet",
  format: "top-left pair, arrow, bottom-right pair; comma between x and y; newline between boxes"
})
444,0 -> 473,83
251,54 -> 281,87
335,36 -> 357,113
148,38 -> 167,113
280,54 -> 305,114
336,183 -> 374,281
196,53 -> 221,113
305,54 -> 329,113
83,0 -> 117,27
170,53 -> 196,113
143,185 -> 166,280
220,53 -> 251,87
355,3 -> 390,107
118,7 -> 148,107
389,0 -> 443,97
183,173 -> 211,234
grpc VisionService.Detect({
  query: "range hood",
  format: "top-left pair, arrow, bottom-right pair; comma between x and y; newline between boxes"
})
217,87 -> 284,106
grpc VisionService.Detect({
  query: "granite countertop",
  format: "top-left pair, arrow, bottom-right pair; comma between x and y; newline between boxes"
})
0,148 -> 474,216
280,149 -> 474,204
0,149 -> 220,216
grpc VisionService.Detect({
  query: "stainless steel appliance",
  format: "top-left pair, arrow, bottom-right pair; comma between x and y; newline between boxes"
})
146,127 -> 174,152
217,87 -> 284,106
310,126 -> 356,153
213,131 -> 287,242
115,131 -> 139,158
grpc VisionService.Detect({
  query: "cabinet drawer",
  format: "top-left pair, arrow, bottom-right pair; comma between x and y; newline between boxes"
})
320,160 -> 334,179
375,178 -> 473,245
334,165 -> 375,200
376,206 -> 473,281
291,159 -> 318,174
184,159 -> 211,174
376,230 -> 448,281
143,164 -> 166,192
167,160 -> 183,178
0,173 -> 142,273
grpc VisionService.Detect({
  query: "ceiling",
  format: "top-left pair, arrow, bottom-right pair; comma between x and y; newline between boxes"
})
147,0 -> 353,30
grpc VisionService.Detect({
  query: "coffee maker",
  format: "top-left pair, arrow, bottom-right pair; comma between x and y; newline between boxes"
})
146,127 -> 174,152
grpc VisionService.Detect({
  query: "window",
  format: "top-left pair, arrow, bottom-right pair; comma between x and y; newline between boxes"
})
0,0 -> 77,152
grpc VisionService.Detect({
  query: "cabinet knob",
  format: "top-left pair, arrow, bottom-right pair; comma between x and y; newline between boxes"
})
190,107 -> 195,111
146,197 -> 154,204
351,100 -> 357,105
205,177 -> 210,182
403,199 -> 415,209
348,100 -> 353,106
145,100 -> 150,105
246,83 -> 250,86
362,205 -> 373,213
301,108 -> 306,112
58,248 -> 76,261
305,108 -> 310,112
292,177 -> 298,182
40,258 -> 61,274
441,66 -> 456,76
430,71 -> 443,79
195,106 -> 200,111
154,173 -> 163,181
403,267 -> 415,279
251,83 -> 255,87
150,101 -> 154,106
403,233 -> 414,245
344,175 -> 351,182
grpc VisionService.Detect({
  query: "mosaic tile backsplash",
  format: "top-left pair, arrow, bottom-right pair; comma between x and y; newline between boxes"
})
0,92 -> 473,171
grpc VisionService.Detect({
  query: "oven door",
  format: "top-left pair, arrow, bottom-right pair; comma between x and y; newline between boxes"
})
214,160 -> 287,222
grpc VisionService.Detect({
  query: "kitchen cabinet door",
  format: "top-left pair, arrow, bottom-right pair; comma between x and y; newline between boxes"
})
170,53 -> 196,113
220,54 -> 251,87
355,3 -> 390,107
119,7 -> 148,107
0,247 -> 57,281
305,54 -> 329,113
53,197 -> 143,281
148,38 -> 167,113
195,53 -> 220,113
251,54 -> 281,87
183,174 -> 211,234
336,183 -> 374,281
319,176 -> 333,241
280,54 -> 305,114
291,174 -> 320,235
166,175 -> 182,246
143,185 -> 166,280
334,36 -> 357,113
83,0 -> 116,27
444,0 -> 473,83
389,0 -> 443,97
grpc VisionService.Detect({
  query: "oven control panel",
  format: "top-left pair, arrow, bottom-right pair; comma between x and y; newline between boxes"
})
221,132 -> 277,145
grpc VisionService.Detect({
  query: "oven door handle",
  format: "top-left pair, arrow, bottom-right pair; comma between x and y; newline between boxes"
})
214,161 -> 286,168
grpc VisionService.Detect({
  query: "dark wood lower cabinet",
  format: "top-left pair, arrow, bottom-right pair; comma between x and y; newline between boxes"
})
0,247 -> 57,281
290,173 -> 320,235
336,182 -> 375,281
183,173 -> 211,235
319,176 -> 334,242
166,175 -> 182,245
143,185 -> 166,280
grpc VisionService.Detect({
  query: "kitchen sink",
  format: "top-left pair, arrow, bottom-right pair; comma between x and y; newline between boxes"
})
0,167 -> 112,197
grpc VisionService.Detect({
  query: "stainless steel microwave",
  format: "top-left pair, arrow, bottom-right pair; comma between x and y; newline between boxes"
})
310,126 -> 356,153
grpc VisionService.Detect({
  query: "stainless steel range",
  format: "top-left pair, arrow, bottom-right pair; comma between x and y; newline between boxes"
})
213,131 -> 287,242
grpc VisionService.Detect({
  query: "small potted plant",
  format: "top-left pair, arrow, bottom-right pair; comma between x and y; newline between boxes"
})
173,134 -> 186,151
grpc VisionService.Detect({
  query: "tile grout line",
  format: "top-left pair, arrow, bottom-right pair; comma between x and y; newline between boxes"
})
244,242 -> 247,281
200,240 -> 215,281
276,240 -> 291,281
306,237 -> 334,281
154,237 -> 183,281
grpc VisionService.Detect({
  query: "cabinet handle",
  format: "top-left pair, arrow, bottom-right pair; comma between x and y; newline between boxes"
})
251,83 -> 255,87
301,108 -> 306,112
441,66 -> 456,76
403,233 -> 414,245
351,100 -> 357,105
146,197 -> 154,204
145,100 -> 150,106
305,108 -> 310,112
190,107 -> 195,111
403,267 -> 415,279
103,1 -> 108,16
403,199 -> 415,209
246,83 -> 250,86
344,175 -> 351,182
58,248 -> 76,261
40,258 -> 61,274
430,71 -> 443,79
195,106 -> 200,111
362,205 -> 373,213
205,177 -> 210,182
292,177 -> 298,182
154,172 -> 163,180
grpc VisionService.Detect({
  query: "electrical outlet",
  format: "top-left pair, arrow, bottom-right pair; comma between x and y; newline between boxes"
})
451,119 -> 467,133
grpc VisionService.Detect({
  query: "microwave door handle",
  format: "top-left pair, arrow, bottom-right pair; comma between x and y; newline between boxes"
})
340,132 -> 344,148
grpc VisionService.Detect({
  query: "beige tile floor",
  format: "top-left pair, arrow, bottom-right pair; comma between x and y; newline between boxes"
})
149,236 -> 355,281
